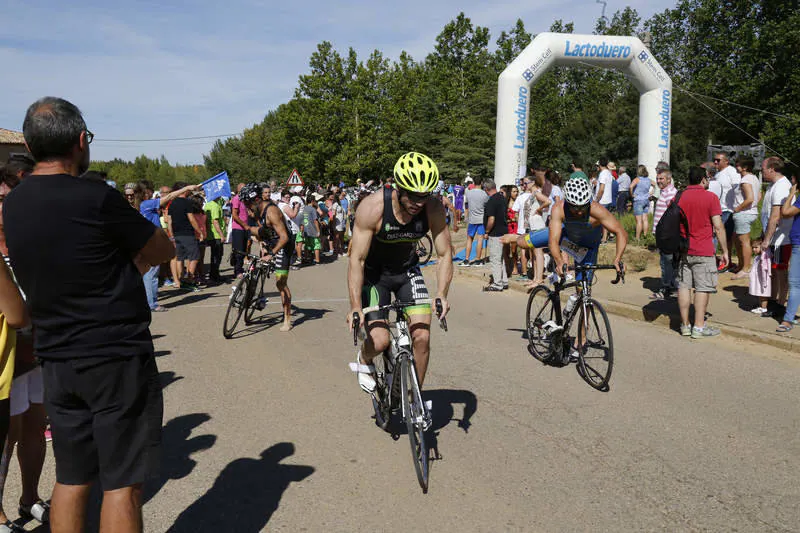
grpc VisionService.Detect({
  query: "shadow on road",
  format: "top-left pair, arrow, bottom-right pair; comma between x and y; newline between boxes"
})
162,292 -> 224,308
144,413 -> 217,504
167,442 -> 314,532
507,327 -> 528,340
423,389 -> 478,433
159,370 -> 183,389
290,306 -> 332,328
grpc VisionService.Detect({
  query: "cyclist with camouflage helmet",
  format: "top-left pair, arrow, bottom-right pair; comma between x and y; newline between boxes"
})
512,172 -> 628,281
347,152 -> 453,394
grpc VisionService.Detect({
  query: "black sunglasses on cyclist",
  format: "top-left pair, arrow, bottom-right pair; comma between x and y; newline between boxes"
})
405,191 -> 430,204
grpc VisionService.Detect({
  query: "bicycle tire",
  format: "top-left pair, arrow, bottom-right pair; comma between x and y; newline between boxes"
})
400,353 -> 429,493
223,276 -> 247,339
244,269 -> 265,325
525,285 -> 557,363
416,234 -> 433,265
575,298 -> 614,391
371,353 -> 392,431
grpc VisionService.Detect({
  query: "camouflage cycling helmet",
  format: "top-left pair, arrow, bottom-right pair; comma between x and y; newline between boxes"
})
562,175 -> 593,206
393,152 -> 439,193
239,182 -> 261,203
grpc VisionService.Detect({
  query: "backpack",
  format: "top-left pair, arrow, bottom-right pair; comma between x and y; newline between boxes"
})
655,190 -> 689,256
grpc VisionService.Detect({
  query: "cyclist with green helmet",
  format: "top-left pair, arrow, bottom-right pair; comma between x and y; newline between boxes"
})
347,152 -> 453,395
512,172 -> 628,280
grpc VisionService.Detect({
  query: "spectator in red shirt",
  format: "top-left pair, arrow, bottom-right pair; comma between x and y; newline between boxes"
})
677,167 -> 729,339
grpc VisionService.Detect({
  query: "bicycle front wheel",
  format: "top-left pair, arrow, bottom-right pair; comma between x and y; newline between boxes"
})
575,298 -> 614,391
223,276 -> 247,339
525,285 -> 557,363
244,269 -> 265,325
416,234 -> 433,265
400,353 -> 429,493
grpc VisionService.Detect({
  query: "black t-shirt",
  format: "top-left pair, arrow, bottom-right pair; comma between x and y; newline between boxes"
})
168,196 -> 195,236
484,192 -> 508,237
3,174 -> 156,360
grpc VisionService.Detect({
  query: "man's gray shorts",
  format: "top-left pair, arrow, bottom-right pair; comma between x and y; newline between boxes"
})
677,255 -> 718,293
174,235 -> 200,261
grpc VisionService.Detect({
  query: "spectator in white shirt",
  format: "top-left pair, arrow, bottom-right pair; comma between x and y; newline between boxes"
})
755,156 -> 794,314
713,152 -> 741,247
731,156 -> 760,277
595,158 -> 614,241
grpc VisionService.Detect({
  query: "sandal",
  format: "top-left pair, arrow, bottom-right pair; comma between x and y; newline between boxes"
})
19,500 -> 49,524
776,323 -> 794,333
348,351 -> 376,393
0,521 -> 23,533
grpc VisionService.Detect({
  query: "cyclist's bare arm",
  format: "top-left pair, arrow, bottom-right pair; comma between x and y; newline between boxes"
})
427,198 -> 453,318
589,203 -> 628,269
347,193 -> 381,329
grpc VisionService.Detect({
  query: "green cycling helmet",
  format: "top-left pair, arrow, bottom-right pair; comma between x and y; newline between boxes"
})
393,152 -> 439,193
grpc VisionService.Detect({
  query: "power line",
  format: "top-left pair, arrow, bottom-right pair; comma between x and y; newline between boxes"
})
680,89 -> 795,164
678,88 -> 800,123
94,133 -> 241,143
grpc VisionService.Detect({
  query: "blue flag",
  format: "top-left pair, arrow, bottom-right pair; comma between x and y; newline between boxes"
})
202,171 -> 231,201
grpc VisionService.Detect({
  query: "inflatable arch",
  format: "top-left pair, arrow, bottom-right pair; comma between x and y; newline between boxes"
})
494,32 -> 672,186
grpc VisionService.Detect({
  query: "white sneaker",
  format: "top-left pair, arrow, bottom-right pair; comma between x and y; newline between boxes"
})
348,351 -> 376,393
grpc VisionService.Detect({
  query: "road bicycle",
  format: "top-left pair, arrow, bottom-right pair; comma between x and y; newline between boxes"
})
351,298 -> 447,493
525,262 -> 624,391
222,250 -> 275,339
415,233 -> 434,265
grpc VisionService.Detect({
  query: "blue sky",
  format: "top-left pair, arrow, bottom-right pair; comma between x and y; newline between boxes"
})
0,0 -> 674,164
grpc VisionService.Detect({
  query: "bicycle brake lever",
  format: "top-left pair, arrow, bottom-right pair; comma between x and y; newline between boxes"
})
611,262 -> 625,285
352,313 -> 360,346
435,298 -> 448,332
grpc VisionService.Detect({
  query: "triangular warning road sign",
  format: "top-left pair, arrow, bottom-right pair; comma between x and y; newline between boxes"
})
287,169 -> 304,186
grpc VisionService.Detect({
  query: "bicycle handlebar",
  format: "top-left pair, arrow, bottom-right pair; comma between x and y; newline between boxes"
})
353,298 -> 447,345
555,262 -> 625,287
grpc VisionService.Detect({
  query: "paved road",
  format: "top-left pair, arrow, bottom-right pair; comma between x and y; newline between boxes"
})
7,256 -> 800,532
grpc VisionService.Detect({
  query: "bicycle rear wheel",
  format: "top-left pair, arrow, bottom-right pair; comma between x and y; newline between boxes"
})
416,234 -> 433,264
575,298 -> 614,391
223,276 -> 247,339
244,269 -> 265,325
525,285 -> 557,362
400,353 -> 429,493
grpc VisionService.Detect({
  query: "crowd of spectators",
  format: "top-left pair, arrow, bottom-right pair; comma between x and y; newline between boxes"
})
453,153 -> 800,337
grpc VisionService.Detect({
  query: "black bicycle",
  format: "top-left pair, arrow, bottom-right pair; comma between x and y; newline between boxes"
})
223,250 -> 275,339
352,298 -> 447,493
525,263 -> 624,391
415,234 -> 434,265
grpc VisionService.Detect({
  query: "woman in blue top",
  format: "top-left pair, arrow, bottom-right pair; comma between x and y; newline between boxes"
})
777,180 -> 800,332
630,164 -> 652,241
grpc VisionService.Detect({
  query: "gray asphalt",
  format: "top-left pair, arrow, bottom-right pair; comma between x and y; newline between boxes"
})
6,256 -> 800,532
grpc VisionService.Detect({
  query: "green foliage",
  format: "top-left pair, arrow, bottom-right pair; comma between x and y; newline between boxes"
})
202,2 -> 800,186
89,155 -> 211,191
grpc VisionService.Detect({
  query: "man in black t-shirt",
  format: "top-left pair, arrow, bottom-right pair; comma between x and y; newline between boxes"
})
166,182 -> 203,288
483,180 -> 508,292
3,97 -> 175,533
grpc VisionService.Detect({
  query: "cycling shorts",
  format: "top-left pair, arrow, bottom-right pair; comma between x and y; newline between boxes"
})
268,232 -> 295,278
362,266 -> 430,322
523,227 -> 601,280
